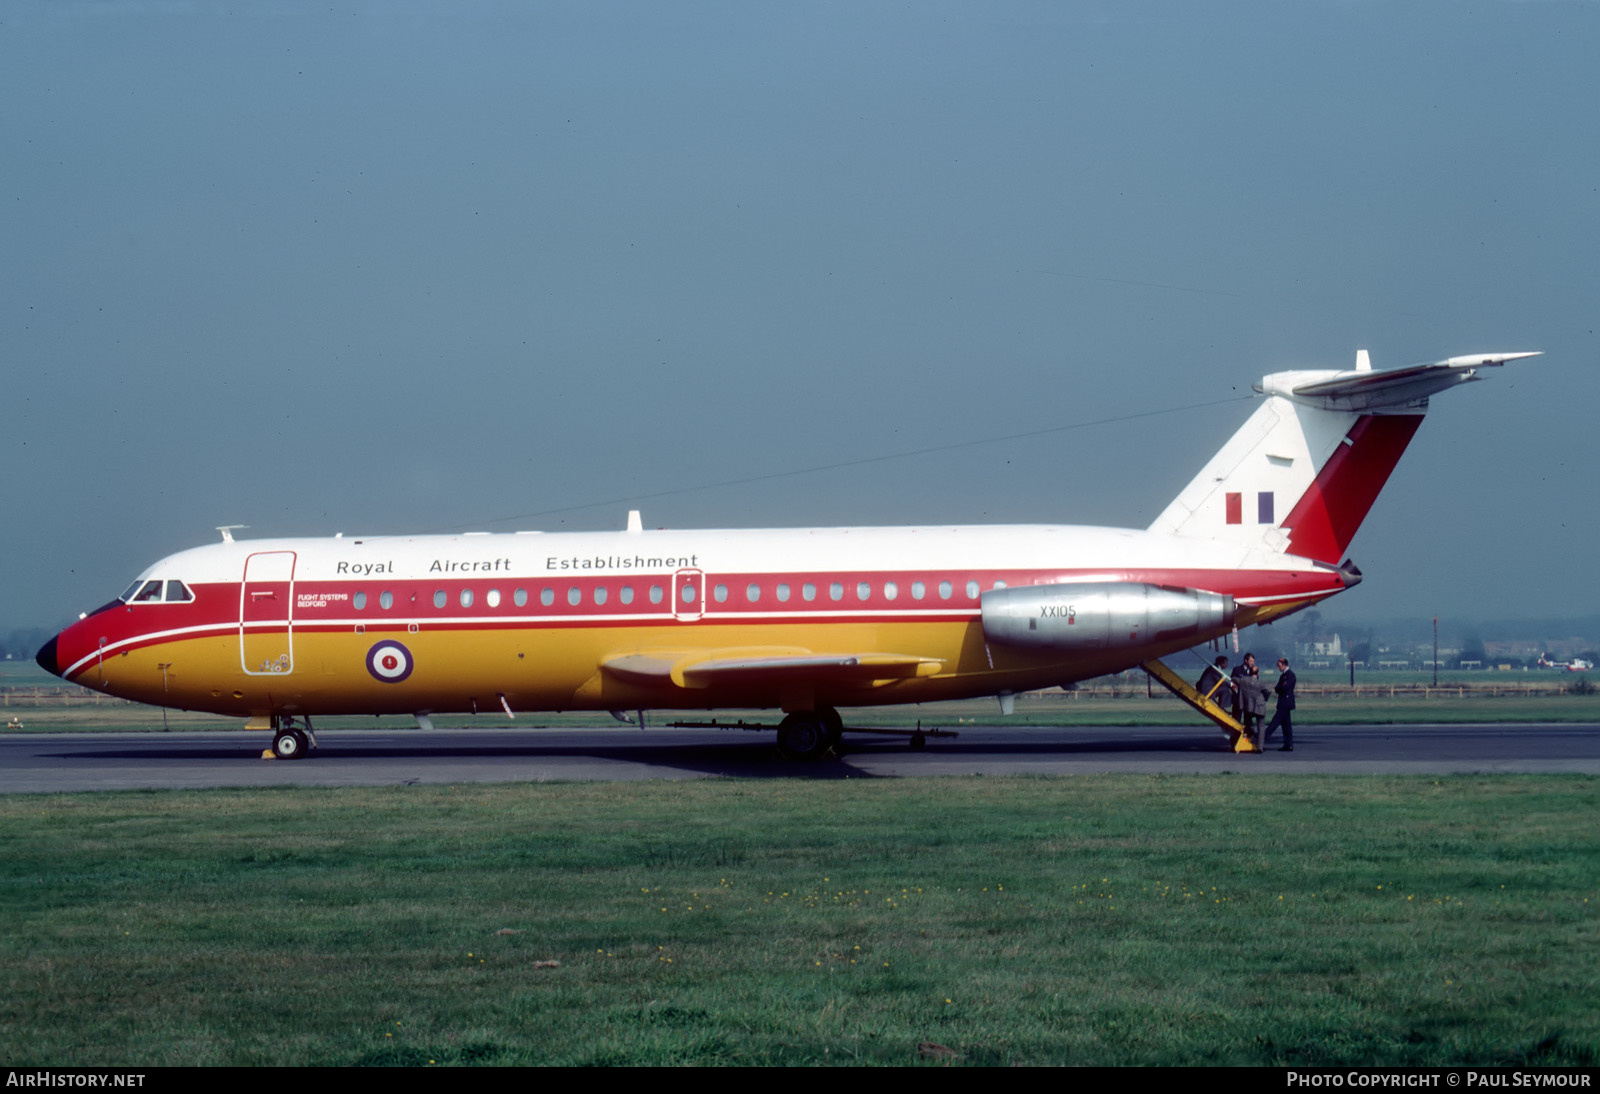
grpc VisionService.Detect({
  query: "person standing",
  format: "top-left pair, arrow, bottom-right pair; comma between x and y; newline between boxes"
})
1264,657 -> 1297,751
1197,655 -> 1233,713
1232,652 -> 1267,742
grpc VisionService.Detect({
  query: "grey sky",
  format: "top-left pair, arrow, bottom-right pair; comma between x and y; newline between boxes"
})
6,1 -> 1596,633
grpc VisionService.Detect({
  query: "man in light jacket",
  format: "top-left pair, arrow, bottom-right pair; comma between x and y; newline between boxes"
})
1232,652 -> 1268,742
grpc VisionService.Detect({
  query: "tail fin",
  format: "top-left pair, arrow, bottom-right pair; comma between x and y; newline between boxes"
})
1149,351 -> 1538,563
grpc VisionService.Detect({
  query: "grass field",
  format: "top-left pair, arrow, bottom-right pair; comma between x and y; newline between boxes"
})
2,775 -> 1595,1066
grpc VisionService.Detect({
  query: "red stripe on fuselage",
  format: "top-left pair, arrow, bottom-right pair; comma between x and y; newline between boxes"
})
1283,413 -> 1423,565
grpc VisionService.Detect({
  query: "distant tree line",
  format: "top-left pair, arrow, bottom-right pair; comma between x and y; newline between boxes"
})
1,628 -> 51,663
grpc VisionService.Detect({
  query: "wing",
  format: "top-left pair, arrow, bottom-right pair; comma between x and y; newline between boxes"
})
602,648 -> 944,690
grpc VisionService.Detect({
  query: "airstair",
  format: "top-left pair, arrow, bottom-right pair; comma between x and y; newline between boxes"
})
1140,658 -> 1260,753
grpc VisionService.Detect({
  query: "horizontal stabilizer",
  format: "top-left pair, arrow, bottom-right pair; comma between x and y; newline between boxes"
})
1262,352 -> 1540,411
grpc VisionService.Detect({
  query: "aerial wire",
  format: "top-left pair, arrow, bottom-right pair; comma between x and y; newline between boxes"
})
423,392 -> 1257,534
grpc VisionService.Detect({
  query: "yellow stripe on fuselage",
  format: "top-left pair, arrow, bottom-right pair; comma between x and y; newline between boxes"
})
75,617 -> 1229,718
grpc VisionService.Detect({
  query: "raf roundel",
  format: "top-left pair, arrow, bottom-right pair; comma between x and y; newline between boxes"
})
365,640 -> 414,684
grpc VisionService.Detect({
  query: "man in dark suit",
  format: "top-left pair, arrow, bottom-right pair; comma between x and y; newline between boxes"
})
1197,655 -> 1233,714
1264,657 -> 1297,751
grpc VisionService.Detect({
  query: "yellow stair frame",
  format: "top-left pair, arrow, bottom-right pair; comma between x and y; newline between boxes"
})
1140,658 -> 1261,753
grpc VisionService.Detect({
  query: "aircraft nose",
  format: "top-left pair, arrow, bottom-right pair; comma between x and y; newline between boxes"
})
35,635 -> 61,679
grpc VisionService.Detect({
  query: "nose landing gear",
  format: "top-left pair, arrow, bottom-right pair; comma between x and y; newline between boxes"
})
266,715 -> 316,760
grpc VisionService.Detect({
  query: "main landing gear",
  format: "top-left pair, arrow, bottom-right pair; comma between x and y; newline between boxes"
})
268,715 -> 316,760
668,708 -> 957,760
775,709 -> 845,762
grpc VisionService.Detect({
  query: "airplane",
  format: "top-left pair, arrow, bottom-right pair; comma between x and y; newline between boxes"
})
1537,654 -> 1594,673
35,349 -> 1539,761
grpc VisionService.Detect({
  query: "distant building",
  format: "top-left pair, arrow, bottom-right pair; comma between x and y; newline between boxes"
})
1486,641 -> 1543,662
1297,633 -> 1343,657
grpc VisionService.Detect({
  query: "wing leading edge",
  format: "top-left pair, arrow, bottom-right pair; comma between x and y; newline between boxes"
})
603,649 -> 944,690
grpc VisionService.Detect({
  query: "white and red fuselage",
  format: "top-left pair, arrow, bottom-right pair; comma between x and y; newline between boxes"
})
38,524 -> 1348,720
36,352 -> 1536,739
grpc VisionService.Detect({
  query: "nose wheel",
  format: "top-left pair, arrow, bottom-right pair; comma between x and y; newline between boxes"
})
268,716 -> 315,760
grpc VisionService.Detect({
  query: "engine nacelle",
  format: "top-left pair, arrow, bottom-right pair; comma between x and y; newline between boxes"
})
981,582 -> 1235,651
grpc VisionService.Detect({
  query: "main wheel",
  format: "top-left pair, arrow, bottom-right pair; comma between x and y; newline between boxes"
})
776,713 -> 832,761
273,727 -> 309,760
820,708 -> 845,753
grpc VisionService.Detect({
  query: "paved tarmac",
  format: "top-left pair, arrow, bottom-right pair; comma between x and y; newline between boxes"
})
2,722 -> 1597,792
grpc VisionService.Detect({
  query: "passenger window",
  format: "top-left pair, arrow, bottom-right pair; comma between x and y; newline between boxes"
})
714,584 -> 728,603
487,588 -> 501,608
594,586 -> 608,606
680,583 -> 697,604
164,581 -> 193,603
884,581 -> 898,601
650,585 -> 664,604
460,589 -> 475,608
965,580 -> 979,599
802,582 -> 816,602
776,583 -> 791,602
541,588 -> 555,607
939,581 -> 952,600
856,582 -> 871,601
567,587 -> 581,606
830,582 -> 844,601
746,583 -> 761,603
354,591 -> 367,610
993,580 -> 1007,590
620,586 -> 635,605
434,590 -> 447,609
514,588 -> 528,607
911,581 -> 925,600
379,590 -> 394,610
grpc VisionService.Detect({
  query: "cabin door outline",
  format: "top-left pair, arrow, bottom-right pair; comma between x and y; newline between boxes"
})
240,551 -> 297,675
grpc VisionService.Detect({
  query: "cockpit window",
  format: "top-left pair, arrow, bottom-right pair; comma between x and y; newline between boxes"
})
122,579 -> 194,604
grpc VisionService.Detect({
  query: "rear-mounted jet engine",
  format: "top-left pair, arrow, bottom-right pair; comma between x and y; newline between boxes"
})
981,582 -> 1235,651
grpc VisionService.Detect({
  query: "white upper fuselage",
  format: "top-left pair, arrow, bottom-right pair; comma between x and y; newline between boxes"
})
131,524 -> 1304,592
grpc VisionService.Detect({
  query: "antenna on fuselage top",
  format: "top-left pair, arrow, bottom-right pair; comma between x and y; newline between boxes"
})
216,525 -> 248,543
